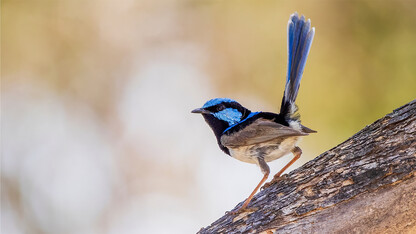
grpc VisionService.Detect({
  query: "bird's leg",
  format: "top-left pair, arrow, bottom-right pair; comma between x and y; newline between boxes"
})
229,157 -> 269,215
262,146 -> 302,189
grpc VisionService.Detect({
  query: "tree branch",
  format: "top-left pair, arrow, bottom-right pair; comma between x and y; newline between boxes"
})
198,100 -> 416,234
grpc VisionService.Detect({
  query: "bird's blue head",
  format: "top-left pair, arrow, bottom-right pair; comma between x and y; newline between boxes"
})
192,98 -> 251,152
192,98 -> 250,126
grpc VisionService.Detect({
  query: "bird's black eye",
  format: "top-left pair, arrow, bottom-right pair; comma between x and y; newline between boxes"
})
217,105 -> 225,112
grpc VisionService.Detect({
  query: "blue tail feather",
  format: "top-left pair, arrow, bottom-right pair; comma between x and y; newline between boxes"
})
281,13 -> 315,117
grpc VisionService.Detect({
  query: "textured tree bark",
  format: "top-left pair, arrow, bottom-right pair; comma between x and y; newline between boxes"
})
198,100 -> 416,234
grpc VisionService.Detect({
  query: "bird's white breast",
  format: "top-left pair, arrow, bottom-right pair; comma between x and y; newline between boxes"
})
228,136 -> 300,164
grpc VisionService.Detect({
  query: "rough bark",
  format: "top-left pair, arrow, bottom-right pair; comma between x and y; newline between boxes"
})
198,99 -> 416,234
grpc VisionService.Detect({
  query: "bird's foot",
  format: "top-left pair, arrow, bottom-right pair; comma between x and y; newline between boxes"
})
261,174 -> 288,190
226,207 -> 257,215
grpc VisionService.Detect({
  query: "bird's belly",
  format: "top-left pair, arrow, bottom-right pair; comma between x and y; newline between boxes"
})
228,137 -> 300,164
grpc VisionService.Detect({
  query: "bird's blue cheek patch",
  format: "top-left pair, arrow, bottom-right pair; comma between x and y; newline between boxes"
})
213,108 -> 243,125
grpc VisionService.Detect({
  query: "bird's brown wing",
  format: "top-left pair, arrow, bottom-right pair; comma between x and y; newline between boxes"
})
220,118 -> 308,147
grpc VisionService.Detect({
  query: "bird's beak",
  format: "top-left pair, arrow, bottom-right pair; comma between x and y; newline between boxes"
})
191,108 -> 211,114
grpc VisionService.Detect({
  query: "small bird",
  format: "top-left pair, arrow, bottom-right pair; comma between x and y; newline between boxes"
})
192,13 -> 316,214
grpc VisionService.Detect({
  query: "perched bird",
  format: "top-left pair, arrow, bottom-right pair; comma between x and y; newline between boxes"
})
192,13 -> 316,214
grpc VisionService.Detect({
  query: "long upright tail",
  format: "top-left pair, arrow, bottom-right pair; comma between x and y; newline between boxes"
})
280,13 -> 315,118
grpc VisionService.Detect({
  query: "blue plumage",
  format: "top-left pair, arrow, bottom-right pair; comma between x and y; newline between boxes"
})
192,13 -> 315,215
281,13 -> 315,117
223,112 -> 260,133
213,108 -> 243,126
203,98 -> 236,108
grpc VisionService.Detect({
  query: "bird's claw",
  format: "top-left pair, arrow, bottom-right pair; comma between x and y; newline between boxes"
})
261,181 -> 274,190
261,174 -> 288,190
226,207 -> 257,215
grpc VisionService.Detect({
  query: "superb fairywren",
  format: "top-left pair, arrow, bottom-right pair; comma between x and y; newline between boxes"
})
192,13 -> 316,214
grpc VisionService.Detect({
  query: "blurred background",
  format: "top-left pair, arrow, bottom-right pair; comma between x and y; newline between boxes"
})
2,0 -> 416,233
